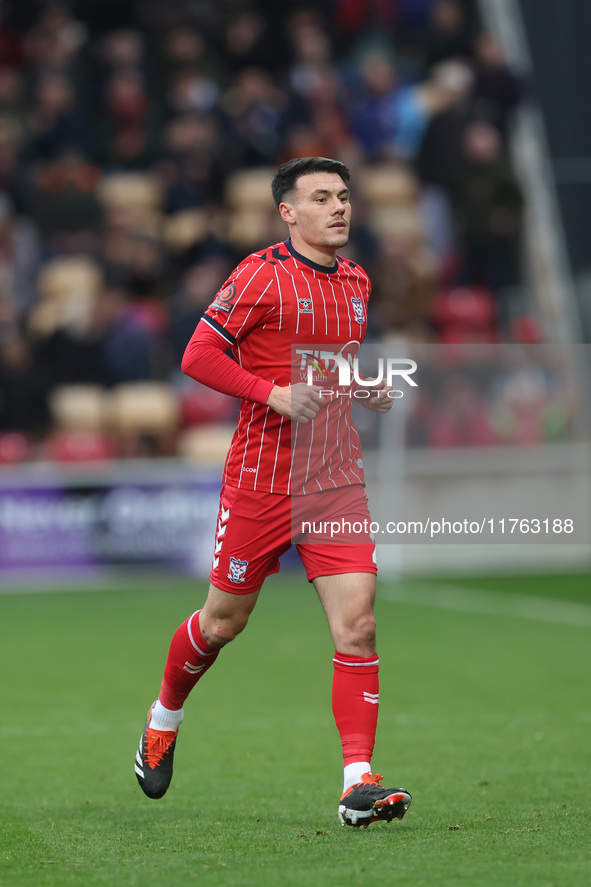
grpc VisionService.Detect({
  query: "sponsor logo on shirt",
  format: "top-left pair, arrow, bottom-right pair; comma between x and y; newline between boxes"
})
302,354 -> 327,382
212,283 -> 237,314
296,341 -> 360,383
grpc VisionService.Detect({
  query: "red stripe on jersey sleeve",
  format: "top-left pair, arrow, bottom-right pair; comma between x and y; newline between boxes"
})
181,320 -> 274,405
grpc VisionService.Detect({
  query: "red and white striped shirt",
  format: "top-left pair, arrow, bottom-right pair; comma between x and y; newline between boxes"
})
183,239 -> 371,495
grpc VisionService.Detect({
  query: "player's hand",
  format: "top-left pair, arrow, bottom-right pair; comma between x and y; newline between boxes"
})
358,378 -> 396,413
267,382 -> 324,423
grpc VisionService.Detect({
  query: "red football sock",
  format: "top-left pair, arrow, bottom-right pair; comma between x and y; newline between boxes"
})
159,610 -> 219,710
332,650 -> 380,766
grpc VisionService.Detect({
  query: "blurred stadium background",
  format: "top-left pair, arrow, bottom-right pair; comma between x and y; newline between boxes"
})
0,0 -> 589,584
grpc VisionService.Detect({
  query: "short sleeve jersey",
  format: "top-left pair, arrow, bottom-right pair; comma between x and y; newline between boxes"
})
202,239 -> 371,495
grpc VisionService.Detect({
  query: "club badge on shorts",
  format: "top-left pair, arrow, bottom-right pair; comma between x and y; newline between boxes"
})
228,556 -> 249,583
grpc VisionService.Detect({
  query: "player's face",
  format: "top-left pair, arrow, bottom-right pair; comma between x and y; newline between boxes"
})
279,172 -> 351,264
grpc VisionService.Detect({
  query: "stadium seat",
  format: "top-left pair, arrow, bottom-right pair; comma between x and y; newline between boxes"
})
49,384 -> 111,433
97,172 -> 162,213
30,256 -> 103,337
366,206 -> 425,243
107,382 -> 181,458
96,172 -> 163,235
226,206 -> 285,251
163,209 -> 208,253
180,384 -> 237,427
225,168 -> 277,210
177,424 -> 235,466
431,286 -> 498,341
357,163 -> 421,208
44,430 -> 115,462
0,432 -> 32,464
109,382 -> 180,435
510,313 -> 543,344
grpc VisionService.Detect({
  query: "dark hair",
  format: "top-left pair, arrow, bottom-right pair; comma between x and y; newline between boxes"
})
271,156 -> 350,206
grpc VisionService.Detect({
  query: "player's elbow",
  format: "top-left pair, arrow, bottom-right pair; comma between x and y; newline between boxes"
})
180,349 -> 194,378
181,341 -> 204,380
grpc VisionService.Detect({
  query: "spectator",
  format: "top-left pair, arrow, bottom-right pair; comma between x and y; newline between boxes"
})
0,0 -> 529,457
425,373 -> 499,447
24,5 -> 86,77
169,256 -> 232,364
0,117 -> 29,214
28,72 -> 89,160
349,52 -> 472,163
100,28 -> 146,76
415,58 -> 475,190
331,0 -> 400,56
0,67 -> 28,138
221,67 -> 287,167
165,68 -> 220,118
472,31 -> 524,140
369,224 -> 437,332
221,8 -> 285,80
0,11 -> 26,69
424,0 -> 475,67
26,149 -> 103,249
93,286 -> 163,385
0,333 -> 51,435
347,50 -> 400,160
450,121 -> 523,295
0,192 -> 40,311
93,69 -> 161,169
154,24 -> 224,89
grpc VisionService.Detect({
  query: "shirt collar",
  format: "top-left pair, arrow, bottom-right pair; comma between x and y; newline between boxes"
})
285,239 -> 339,274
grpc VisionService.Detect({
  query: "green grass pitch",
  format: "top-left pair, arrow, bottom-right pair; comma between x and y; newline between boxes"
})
1,568 -> 590,887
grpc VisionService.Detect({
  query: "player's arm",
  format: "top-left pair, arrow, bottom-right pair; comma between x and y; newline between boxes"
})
181,320 -> 323,423
181,319 -> 273,403
266,382 -> 324,424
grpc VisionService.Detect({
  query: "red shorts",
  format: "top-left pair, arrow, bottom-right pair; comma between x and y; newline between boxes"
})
210,484 -> 377,594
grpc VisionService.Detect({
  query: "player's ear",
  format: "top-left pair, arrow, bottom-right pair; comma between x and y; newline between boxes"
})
279,201 -> 295,225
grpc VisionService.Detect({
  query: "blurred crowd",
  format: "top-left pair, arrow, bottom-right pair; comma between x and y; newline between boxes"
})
403,345 -> 575,448
0,0 -> 540,463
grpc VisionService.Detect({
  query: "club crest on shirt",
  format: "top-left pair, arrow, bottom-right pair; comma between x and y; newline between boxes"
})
212,283 -> 237,314
228,556 -> 249,583
351,297 -> 366,324
298,296 -> 313,314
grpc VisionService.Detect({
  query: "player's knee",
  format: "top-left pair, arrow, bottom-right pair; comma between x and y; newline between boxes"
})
354,612 -> 376,648
204,612 -> 250,647
338,612 -> 376,654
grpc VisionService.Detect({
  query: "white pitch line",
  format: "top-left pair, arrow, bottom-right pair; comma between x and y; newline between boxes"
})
381,582 -> 591,628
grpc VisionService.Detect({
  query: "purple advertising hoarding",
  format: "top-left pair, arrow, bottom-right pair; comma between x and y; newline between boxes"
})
0,464 -> 223,580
